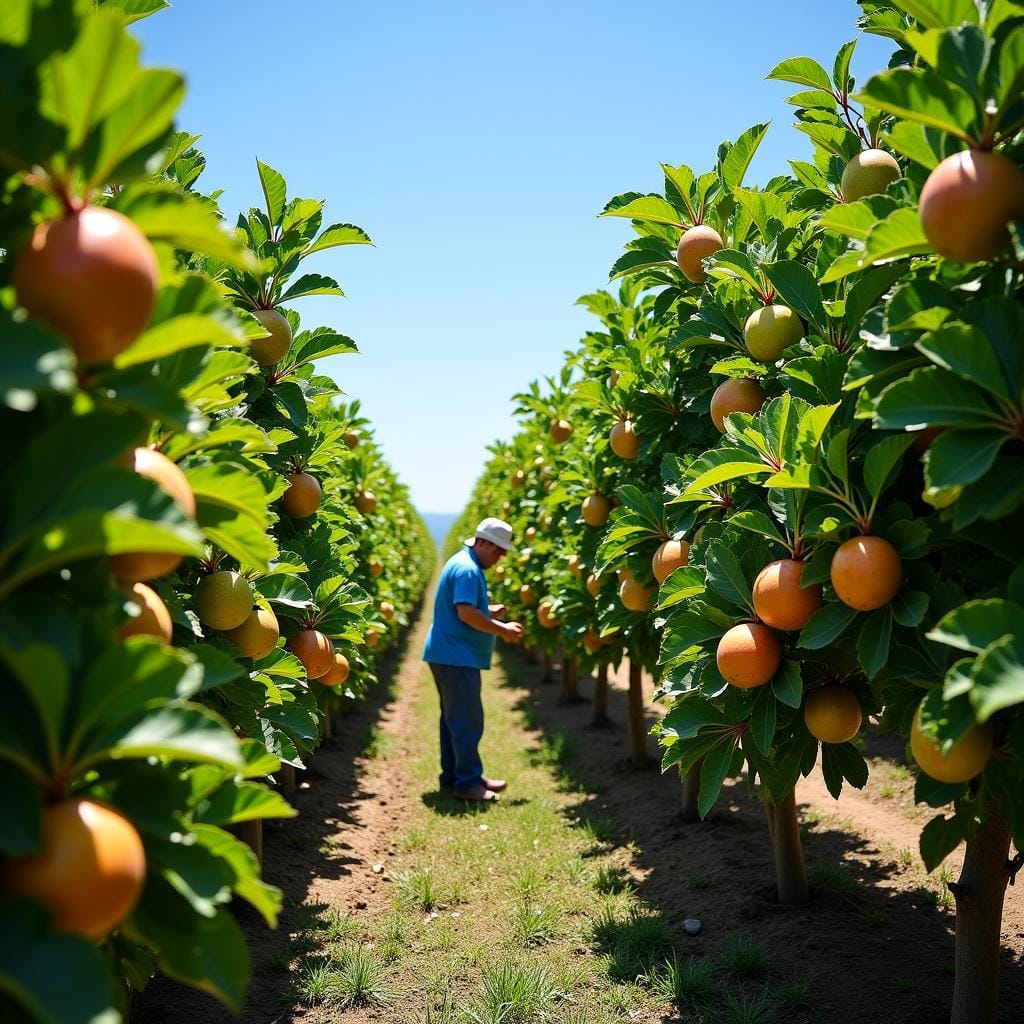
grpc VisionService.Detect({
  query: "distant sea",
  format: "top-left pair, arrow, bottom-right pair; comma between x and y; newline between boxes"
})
420,512 -> 459,554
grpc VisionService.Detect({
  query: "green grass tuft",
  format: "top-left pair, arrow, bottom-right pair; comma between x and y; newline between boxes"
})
719,934 -> 771,979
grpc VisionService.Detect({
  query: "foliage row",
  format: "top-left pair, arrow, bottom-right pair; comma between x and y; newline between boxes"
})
0,2 -> 434,1021
458,1 -> 1023,1016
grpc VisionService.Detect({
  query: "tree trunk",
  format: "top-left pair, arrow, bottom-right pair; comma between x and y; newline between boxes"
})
279,763 -> 296,796
560,654 -> 582,702
321,710 -> 332,739
627,660 -> 650,768
236,820 -> 263,867
951,805 -> 1012,1024
541,651 -> 555,684
680,761 -> 703,822
591,663 -> 609,725
766,790 -> 808,905
330,707 -> 344,732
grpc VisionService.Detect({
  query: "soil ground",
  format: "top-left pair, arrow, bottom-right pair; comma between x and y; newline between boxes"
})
133,586 -> 1024,1024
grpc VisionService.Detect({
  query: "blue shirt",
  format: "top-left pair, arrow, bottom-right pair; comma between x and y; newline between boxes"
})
422,545 -> 495,669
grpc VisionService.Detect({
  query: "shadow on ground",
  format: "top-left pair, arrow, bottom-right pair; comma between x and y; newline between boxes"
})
497,648 -> 1024,1024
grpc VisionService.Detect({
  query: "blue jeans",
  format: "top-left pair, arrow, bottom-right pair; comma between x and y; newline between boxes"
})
428,663 -> 484,793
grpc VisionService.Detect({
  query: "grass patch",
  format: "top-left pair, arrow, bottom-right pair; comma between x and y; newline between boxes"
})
591,903 -> 674,981
722,988 -> 777,1024
511,902 -> 561,946
809,860 -> 857,894
466,958 -> 560,1023
652,952 -> 716,1003
397,866 -> 446,911
719,934 -> 771,979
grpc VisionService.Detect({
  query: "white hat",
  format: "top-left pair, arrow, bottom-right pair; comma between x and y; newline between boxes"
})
465,516 -> 516,551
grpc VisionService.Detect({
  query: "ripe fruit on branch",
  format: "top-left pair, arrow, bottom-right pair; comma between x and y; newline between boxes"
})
568,554 -> 582,578
752,559 -> 822,632
366,628 -> 381,648
3,799 -> 145,940
15,205 -> 159,364
676,224 -> 724,283
716,623 -> 782,689
250,308 -> 292,365
194,571 -> 253,631
919,149 -> 1024,263
586,573 -> 605,597
369,558 -> 384,578
804,686 -> 862,744
118,582 -> 172,643
520,584 -> 537,606
225,606 -> 280,660
841,148 -> 900,202
910,704 -> 993,783
525,526 -> 537,543
830,536 -> 902,611
281,471 -> 321,518
343,430 -> 360,450
619,576 -> 654,613
380,601 -> 395,621
583,630 -> 604,654
110,447 -> 196,582
652,539 -> 689,584
710,378 -> 766,432
356,490 -> 377,515
287,628 -> 335,679
320,652 -> 350,686
610,419 -> 640,459
510,469 -> 526,488
550,419 -> 572,444
743,305 -> 803,362
538,601 -> 560,628
582,492 -> 610,527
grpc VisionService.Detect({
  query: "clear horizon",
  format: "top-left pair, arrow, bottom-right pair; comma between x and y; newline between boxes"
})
135,1 -> 890,514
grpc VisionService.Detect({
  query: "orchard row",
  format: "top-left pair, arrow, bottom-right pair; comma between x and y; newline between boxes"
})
0,3 -> 432,1022
456,3 -> 1024,1022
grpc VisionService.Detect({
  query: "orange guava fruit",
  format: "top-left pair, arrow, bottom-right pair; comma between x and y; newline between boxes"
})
194,570 -> 253,631
652,539 -> 689,584
841,148 -> 900,202
676,224 -> 724,282
3,799 -> 145,940
716,623 -> 782,689
287,628 -> 335,679
910,704 -> 994,783
830,536 -> 902,611
804,685 -> 862,744
281,471 -> 321,518
15,205 -> 159,364
118,581 -> 173,643
710,378 -> 766,432
752,559 -> 822,631
225,606 -> 280,660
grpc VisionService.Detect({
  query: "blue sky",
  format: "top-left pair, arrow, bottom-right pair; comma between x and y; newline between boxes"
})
135,1 -> 891,513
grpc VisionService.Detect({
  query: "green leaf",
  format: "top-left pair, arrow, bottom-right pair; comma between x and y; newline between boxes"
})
766,56 -> 833,91
698,737 -> 738,818
191,825 -> 282,925
0,899 -> 118,1024
721,123 -> 770,190
80,705 -> 244,770
42,10 -> 137,149
969,634 -> 1024,721
129,876 -> 249,1011
799,602 -> 859,649
919,813 -> 968,872
772,659 -> 803,708
926,429 -> 1006,488
0,763 -> 42,856
858,609 -> 892,680
855,68 -> 979,141
256,160 -> 286,225
821,742 -> 869,799
863,435 -> 915,499
821,208 -> 932,283
86,68 -> 184,186
917,323 -> 1014,400
892,590 -> 929,627
194,780 -> 296,826
276,272 -> 343,302
305,222 -> 373,254
656,567 -> 706,610
599,194 -> 683,226
728,510 -> 786,544
926,599 -> 1024,654
874,367 -> 1005,429
763,261 -> 827,332
749,687 -> 777,756
705,543 -> 752,611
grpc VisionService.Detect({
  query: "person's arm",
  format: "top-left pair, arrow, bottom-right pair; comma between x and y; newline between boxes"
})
456,603 -> 523,642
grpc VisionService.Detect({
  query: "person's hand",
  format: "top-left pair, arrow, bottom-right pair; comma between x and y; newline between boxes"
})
502,621 -> 524,643
489,603 -> 507,620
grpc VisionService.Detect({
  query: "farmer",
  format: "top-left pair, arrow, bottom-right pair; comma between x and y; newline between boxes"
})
423,517 -> 524,802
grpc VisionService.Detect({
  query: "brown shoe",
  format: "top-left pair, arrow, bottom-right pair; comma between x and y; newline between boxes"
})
483,777 -> 507,792
454,785 -> 498,802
